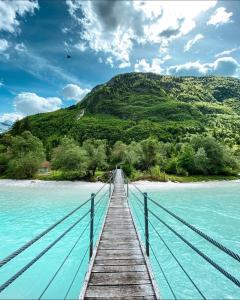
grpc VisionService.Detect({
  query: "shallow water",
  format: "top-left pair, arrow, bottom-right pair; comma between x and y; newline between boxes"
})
129,180 -> 240,299
0,180 -> 109,300
0,180 -> 240,299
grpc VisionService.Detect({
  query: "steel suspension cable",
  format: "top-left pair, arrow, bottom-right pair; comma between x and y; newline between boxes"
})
130,181 -> 240,263
0,209 -> 91,294
38,191 -> 109,299
129,189 -> 206,299
147,218 -> 206,299
128,196 -> 177,300
0,174 -> 114,269
148,207 -> 240,289
64,194 -> 109,299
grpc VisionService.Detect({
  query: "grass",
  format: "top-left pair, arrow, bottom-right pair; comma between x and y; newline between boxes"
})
130,170 -> 240,183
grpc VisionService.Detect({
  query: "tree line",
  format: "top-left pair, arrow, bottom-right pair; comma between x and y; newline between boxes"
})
0,131 -> 239,180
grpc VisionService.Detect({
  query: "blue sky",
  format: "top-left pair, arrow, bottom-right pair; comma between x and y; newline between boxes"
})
0,0 -> 240,123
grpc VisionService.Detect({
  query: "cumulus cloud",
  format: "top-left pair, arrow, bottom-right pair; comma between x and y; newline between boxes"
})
62,84 -> 90,102
119,61 -> 131,69
0,39 -> 9,53
66,0 -> 216,65
14,92 -> 62,116
0,0 -> 39,33
168,56 -> 239,77
135,58 -> 163,74
15,42 -> 27,52
207,7 -> 233,27
0,112 -> 23,123
215,48 -> 239,58
184,34 -> 204,52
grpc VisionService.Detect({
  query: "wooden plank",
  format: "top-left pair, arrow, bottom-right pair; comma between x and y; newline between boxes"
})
92,264 -> 147,273
89,272 -> 151,286
85,298 -> 155,300
97,252 -> 143,260
94,258 -> 146,266
81,170 -> 158,299
85,284 -> 155,298
97,249 -> 142,256
99,242 -> 139,250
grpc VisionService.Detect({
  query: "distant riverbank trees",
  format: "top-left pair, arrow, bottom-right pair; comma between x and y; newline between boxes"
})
0,131 -> 45,179
0,131 -> 239,180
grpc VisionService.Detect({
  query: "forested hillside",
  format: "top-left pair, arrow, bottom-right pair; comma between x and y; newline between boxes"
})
11,73 -> 240,146
1,73 -> 240,180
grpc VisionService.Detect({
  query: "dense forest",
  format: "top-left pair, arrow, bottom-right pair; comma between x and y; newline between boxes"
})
0,73 -> 240,181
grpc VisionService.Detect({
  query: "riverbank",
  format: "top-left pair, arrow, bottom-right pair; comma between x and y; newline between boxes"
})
131,173 -> 240,183
1,169 -> 239,183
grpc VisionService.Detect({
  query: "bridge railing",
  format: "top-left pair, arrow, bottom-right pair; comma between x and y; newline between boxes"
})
122,170 -> 240,299
0,170 -> 116,299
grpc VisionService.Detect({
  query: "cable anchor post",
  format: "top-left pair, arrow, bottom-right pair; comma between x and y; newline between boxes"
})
89,193 -> 95,260
144,192 -> 149,256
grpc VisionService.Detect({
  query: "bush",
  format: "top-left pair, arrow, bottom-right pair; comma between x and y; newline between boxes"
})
7,153 -> 42,179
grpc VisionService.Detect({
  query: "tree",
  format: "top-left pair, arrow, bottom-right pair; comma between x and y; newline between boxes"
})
82,139 -> 107,176
176,144 -> 195,175
139,138 -> 161,170
193,147 -> 209,174
8,153 -> 43,179
6,131 -> 45,178
52,137 -> 87,172
111,141 -> 128,167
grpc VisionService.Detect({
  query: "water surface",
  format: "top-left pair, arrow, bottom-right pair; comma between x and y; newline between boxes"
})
129,180 -> 240,299
0,180 -> 240,299
0,180 -> 109,299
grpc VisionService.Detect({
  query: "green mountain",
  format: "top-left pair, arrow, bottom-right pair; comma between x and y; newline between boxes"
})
11,73 -> 240,146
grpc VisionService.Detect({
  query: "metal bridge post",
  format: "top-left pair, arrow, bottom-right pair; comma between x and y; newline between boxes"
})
144,192 -> 149,256
89,193 -> 95,260
109,181 -> 111,198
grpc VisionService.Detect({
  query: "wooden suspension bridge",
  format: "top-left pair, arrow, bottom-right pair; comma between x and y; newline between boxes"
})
80,169 -> 159,299
0,168 -> 239,299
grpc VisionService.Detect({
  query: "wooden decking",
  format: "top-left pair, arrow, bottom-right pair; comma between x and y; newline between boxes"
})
81,170 -> 159,299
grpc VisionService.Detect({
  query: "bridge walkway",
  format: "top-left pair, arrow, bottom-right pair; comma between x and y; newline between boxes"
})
81,169 -> 158,299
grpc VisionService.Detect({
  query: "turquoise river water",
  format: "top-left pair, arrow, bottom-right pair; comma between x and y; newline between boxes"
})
0,179 -> 240,299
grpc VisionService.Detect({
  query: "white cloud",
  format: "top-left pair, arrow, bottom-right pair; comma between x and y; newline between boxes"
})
14,92 -> 62,116
207,7 -> 233,27
215,48 -> 239,58
0,39 -> 9,53
135,58 -> 163,74
74,42 -> 87,52
162,54 -> 171,61
15,42 -> 27,52
106,56 -> 114,68
168,56 -> 239,77
66,0 -> 216,65
184,34 -> 204,52
62,84 -> 90,102
0,0 -> 38,33
0,112 -> 23,123
119,61 -> 131,69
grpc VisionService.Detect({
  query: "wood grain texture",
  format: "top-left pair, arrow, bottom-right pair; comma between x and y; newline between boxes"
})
82,170 -> 157,299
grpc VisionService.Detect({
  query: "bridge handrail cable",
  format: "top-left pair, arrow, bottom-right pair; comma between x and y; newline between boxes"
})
123,171 -> 240,291
128,191 -> 177,299
38,190 -> 109,299
129,189 -> 206,299
0,171 -> 115,269
0,170 -> 116,294
127,177 -> 240,264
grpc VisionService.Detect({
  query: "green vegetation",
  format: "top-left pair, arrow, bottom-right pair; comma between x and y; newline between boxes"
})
0,131 -> 45,179
1,73 -> 240,181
